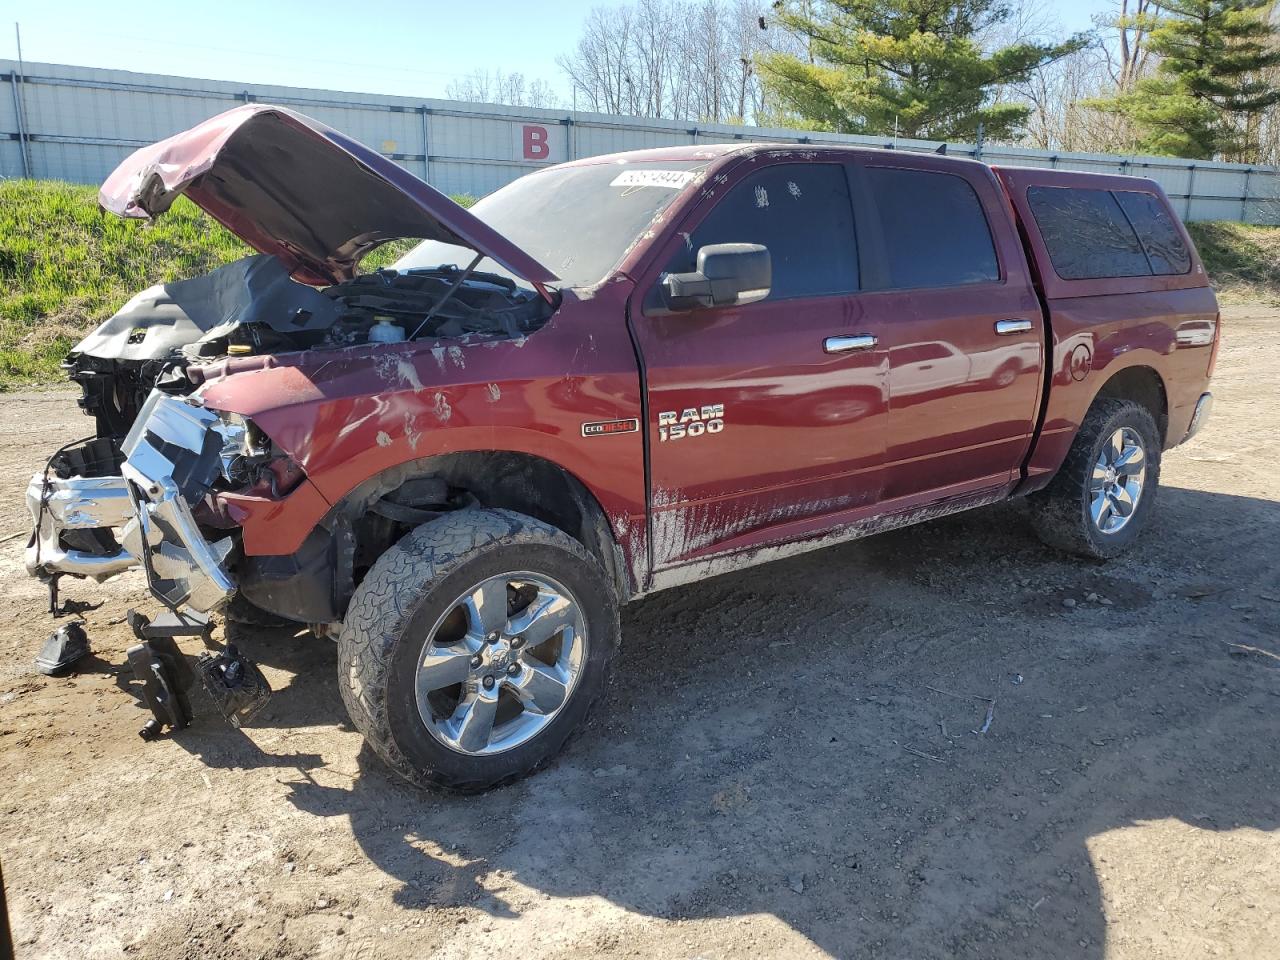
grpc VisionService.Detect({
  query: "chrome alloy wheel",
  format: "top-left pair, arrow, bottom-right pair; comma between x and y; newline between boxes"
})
414,572 -> 587,756
1090,426 -> 1146,534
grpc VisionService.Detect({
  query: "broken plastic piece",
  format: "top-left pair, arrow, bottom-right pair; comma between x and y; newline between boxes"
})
35,622 -> 91,676
198,643 -> 272,728
126,610 -> 198,739
127,608 -> 213,643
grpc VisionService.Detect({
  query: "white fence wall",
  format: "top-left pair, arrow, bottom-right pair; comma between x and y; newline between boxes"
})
4,60 -> 1279,223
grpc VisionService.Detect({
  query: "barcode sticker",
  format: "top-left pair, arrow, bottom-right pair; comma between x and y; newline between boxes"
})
610,169 -> 696,189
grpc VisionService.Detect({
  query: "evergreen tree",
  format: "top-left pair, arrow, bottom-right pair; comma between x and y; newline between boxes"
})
758,0 -> 1086,141
1088,0 -> 1280,160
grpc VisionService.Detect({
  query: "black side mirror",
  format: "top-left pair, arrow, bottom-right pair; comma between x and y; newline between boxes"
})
662,243 -> 771,311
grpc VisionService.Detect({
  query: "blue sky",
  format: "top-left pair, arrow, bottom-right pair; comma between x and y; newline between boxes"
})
3,0 -> 1115,103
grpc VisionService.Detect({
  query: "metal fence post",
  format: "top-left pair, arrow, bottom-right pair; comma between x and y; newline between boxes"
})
420,106 -> 430,184
1241,167 -> 1252,224
8,69 -> 30,177
1185,164 -> 1196,220
11,24 -> 32,178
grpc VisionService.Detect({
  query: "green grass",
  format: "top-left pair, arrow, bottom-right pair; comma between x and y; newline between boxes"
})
1,179 -> 1275,389
1185,221 -> 1280,305
0,180 -> 475,388
0,180 -> 250,386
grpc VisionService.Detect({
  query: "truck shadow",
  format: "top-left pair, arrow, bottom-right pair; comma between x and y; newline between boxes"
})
278,485 -> 1279,958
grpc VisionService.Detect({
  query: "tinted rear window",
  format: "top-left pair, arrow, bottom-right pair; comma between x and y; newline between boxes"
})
1027,185 -> 1191,280
865,167 -> 1000,290
1114,190 -> 1193,275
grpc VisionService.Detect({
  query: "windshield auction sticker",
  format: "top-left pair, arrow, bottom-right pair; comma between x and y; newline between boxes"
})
610,169 -> 696,189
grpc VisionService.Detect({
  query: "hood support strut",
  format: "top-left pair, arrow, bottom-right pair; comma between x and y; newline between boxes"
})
409,252 -> 484,340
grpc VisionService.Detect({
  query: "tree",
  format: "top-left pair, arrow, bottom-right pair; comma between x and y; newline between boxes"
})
445,70 -> 560,109
756,0 -> 1087,141
1100,0 -> 1163,92
557,0 -> 779,123
1087,0 -> 1280,160
1000,0 -> 1156,153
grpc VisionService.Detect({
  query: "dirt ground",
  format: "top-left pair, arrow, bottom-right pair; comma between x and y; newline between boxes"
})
0,304 -> 1277,960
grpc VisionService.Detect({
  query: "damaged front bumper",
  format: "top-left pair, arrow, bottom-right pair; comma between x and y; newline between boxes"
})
25,473 -> 135,579
27,392 -> 237,613
121,392 -> 236,612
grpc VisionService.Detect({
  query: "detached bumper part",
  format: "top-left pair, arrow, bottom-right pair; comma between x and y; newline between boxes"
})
126,610 -> 199,740
198,643 -> 272,727
35,622 -> 92,676
25,393 -> 237,614
25,472 -> 135,580
120,392 -> 235,613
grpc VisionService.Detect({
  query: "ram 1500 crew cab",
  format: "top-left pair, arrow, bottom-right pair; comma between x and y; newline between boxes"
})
26,106 -> 1217,790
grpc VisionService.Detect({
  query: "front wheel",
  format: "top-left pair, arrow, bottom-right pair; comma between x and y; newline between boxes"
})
337,509 -> 619,792
1028,398 -> 1162,560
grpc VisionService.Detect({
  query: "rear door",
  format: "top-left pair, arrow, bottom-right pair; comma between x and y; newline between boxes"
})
629,157 -> 888,570
851,157 -> 1045,504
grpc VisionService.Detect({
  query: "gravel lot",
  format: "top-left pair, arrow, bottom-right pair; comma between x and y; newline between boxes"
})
1,304 -> 1276,960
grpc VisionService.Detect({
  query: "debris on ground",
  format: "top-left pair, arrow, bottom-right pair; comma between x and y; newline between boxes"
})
904,746 -> 945,763
34,621 -> 91,676
924,684 -> 997,736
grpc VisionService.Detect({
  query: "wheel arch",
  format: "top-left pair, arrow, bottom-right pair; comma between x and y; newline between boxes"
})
1090,364 -> 1169,445
333,449 -> 635,599
1018,359 -> 1171,497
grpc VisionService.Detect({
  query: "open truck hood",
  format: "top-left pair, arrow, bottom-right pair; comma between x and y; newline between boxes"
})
99,104 -> 558,291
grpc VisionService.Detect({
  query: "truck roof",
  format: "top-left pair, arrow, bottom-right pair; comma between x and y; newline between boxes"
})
559,141 -> 985,171
559,142 -> 1163,193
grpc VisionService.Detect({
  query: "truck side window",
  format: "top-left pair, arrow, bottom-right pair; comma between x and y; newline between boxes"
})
864,167 -> 1000,290
1114,190 -> 1193,276
1027,186 -> 1152,280
669,163 -> 859,300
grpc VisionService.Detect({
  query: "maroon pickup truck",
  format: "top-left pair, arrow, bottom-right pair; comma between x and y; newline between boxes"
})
26,106 -> 1217,790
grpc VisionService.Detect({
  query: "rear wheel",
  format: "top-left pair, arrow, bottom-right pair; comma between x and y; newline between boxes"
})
1028,398 -> 1161,559
337,509 -> 619,792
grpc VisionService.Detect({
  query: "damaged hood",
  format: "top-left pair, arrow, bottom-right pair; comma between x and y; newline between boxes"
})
99,104 -> 558,290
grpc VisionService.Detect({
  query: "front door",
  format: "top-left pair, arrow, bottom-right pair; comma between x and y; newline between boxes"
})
629,159 -> 888,571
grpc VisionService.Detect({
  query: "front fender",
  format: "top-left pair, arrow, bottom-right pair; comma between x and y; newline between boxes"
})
199,313 -> 645,565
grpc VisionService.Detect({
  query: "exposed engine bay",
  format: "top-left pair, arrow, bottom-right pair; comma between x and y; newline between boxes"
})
29,252 -> 554,621
65,253 -> 554,443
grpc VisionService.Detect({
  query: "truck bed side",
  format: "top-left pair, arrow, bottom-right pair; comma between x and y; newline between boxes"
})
994,167 -> 1219,493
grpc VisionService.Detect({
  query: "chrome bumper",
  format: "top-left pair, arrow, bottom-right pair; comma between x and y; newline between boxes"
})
25,472 -> 137,580
26,392 -> 236,614
119,392 -> 235,613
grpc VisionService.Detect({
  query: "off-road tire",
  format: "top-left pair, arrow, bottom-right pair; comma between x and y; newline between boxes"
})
337,508 -> 619,792
1028,398 -> 1162,559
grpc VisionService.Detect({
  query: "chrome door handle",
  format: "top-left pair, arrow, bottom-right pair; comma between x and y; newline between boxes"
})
995,319 -> 1034,335
824,334 -> 878,354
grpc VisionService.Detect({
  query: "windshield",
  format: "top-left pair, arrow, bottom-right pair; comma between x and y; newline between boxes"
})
394,159 -> 709,288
